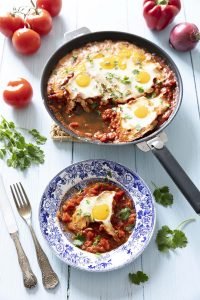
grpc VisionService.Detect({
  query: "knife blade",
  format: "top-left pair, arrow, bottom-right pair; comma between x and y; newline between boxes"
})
0,174 -> 37,288
0,175 -> 18,233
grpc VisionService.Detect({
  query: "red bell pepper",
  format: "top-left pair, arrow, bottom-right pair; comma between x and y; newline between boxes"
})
143,0 -> 181,31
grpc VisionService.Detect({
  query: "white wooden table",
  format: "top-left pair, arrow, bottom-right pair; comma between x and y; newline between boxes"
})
0,0 -> 200,299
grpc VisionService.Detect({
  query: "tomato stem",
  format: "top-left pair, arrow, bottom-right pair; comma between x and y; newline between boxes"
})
156,0 -> 168,5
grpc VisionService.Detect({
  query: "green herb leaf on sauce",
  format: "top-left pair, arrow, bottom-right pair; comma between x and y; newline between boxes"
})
129,271 -> 149,285
121,76 -> 131,85
72,55 -> 78,63
93,235 -> 101,246
73,234 -> 85,247
123,114 -> 132,120
118,207 -> 131,220
153,184 -> 173,207
91,102 -> 99,110
135,86 -> 144,93
132,69 -> 139,75
125,224 -> 135,232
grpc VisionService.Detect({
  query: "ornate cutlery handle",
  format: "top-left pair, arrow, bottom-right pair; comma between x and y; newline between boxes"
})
10,232 -> 37,289
29,225 -> 59,289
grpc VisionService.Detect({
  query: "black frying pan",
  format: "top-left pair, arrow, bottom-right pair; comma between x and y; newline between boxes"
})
41,27 -> 200,214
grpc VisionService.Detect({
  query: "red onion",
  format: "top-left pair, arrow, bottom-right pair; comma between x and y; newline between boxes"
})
169,22 -> 200,51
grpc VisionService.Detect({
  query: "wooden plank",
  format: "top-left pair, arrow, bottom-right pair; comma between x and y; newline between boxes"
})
0,0 -> 76,299
69,1 -> 144,300
127,0 -> 200,299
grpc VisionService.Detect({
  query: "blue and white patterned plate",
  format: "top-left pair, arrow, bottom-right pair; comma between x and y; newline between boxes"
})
39,159 -> 156,272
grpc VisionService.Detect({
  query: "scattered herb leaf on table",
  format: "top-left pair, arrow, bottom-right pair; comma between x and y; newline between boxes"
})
156,218 -> 195,252
0,116 -> 47,170
152,183 -> 173,207
129,271 -> 149,285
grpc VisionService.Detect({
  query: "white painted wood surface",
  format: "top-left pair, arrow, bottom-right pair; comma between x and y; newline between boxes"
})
0,0 -> 200,299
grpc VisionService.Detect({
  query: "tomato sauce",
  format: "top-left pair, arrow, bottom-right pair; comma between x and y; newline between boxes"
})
57,181 -> 136,253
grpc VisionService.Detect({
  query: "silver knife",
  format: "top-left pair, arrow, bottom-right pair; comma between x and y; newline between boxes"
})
0,175 -> 37,288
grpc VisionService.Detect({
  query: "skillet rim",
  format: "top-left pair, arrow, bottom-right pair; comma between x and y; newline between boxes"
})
41,30 -> 183,146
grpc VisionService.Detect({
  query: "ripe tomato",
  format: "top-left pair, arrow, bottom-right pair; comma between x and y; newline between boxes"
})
12,28 -> 41,55
25,9 -> 52,35
3,78 -> 33,108
0,13 -> 25,38
36,0 -> 62,17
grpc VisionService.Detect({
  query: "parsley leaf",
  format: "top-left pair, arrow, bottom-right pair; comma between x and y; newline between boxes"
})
121,76 -> 131,85
93,235 -> 101,246
135,86 -> 144,93
118,207 -> 131,220
0,117 -> 46,170
132,69 -> 139,74
73,234 -> 85,246
28,129 -> 47,145
129,271 -> 149,285
153,184 -> 173,207
156,219 -> 194,252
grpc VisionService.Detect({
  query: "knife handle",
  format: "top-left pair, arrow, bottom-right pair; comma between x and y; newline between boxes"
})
10,232 -> 37,289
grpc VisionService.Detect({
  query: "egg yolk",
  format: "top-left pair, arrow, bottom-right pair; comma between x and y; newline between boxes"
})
134,106 -> 149,118
118,48 -> 132,59
75,72 -> 91,87
92,204 -> 110,220
118,57 -> 127,70
136,71 -> 151,83
100,57 -> 116,69
132,51 -> 146,63
93,53 -> 104,59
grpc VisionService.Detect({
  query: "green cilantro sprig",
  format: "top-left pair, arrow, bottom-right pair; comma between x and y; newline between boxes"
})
156,218 -> 195,252
129,271 -> 149,285
118,207 -> 131,220
73,234 -> 85,247
0,117 -> 46,170
152,183 -> 173,207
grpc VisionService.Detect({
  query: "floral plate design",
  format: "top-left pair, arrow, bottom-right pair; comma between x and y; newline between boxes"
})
39,159 -> 156,272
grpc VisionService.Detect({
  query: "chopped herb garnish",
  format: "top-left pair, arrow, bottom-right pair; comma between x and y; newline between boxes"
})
118,207 -> 131,220
107,170 -> 112,177
93,235 -> 101,246
152,183 -> 173,207
135,124 -> 142,131
125,224 -> 135,232
0,117 -> 46,170
135,86 -> 144,93
129,271 -> 149,285
77,209 -> 82,216
72,55 -> 78,63
86,54 -> 93,64
121,76 -> 131,85
28,129 -> 47,145
132,69 -> 139,75
83,212 -> 91,217
91,102 -> 99,110
73,234 -> 85,247
156,218 -> 195,252
123,114 -> 132,120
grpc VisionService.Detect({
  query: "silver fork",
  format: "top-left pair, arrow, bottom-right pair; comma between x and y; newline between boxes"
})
10,182 -> 59,289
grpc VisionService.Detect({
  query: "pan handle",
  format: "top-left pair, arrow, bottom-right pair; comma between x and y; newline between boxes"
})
148,139 -> 200,214
64,27 -> 91,42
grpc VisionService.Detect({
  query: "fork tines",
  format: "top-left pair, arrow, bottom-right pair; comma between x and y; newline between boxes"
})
10,182 -> 31,210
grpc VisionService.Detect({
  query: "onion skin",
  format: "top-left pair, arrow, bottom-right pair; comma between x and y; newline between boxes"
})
169,22 -> 200,52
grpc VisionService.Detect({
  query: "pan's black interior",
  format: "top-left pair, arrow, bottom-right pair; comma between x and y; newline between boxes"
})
41,31 -> 183,145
